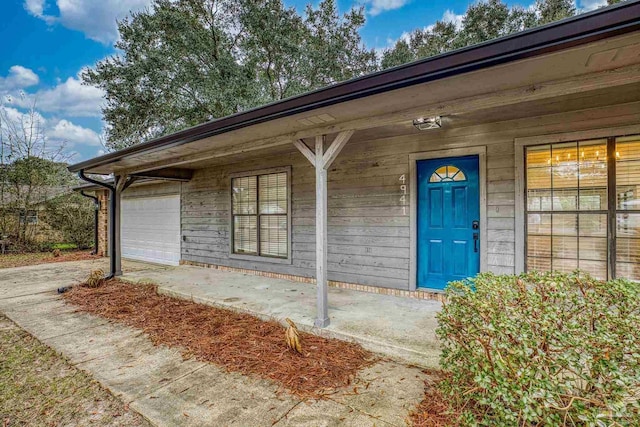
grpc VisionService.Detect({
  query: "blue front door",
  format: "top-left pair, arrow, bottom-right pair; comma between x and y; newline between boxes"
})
417,155 -> 480,290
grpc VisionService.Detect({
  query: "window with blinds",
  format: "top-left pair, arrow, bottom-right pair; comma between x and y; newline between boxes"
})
616,136 -> 640,281
525,135 -> 640,281
231,171 -> 288,259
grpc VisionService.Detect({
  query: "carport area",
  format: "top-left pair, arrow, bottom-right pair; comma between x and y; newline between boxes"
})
123,263 -> 441,367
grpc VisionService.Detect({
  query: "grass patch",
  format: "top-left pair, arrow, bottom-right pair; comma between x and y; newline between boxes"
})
63,280 -> 377,398
51,243 -> 78,250
0,315 -> 149,426
0,251 -> 99,269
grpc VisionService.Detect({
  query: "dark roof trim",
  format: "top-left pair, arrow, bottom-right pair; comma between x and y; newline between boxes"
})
72,177 -> 162,192
69,1 -> 640,173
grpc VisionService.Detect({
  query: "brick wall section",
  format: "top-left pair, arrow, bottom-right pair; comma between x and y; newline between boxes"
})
180,260 -> 447,303
96,190 -> 109,256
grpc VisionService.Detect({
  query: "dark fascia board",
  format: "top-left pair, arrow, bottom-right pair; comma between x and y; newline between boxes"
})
68,0 -> 640,173
73,180 -> 114,192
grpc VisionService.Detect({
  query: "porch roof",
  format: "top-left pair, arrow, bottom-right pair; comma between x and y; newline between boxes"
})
68,1 -> 640,176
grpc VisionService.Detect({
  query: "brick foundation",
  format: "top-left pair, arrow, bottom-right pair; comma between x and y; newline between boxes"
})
180,260 -> 447,303
96,190 -> 109,256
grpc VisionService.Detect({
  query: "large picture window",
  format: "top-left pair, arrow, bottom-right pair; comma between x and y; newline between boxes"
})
231,170 -> 289,259
525,135 -> 640,281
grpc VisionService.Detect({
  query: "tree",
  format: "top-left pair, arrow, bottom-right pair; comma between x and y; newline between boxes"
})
83,0 -> 253,150
380,39 -> 414,70
536,0 -> 575,25
381,0 -> 572,69
84,0 -> 375,151
0,99 -> 72,246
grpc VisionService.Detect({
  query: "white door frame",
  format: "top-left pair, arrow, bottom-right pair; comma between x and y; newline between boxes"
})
408,146 -> 488,291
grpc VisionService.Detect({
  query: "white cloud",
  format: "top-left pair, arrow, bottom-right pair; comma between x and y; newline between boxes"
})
24,0 -> 46,17
11,76 -> 105,118
48,119 -> 102,147
0,66 -> 40,91
24,0 -> 152,44
580,0 -> 608,12
365,0 -> 411,16
0,106 -> 102,160
441,9 -> 464,30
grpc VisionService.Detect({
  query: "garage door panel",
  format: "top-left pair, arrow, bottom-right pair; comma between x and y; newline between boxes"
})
121,195 -> 181,266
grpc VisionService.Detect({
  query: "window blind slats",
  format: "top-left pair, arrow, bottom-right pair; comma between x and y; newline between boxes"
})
526,140 -> 609,279
615,136 -> 640,281
525,135 -> 640,281
233,216 -> 257,255
232,176 -> 257,215
231,171 -> 288,259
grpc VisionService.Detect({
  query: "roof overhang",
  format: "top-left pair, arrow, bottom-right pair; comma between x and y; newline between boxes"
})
69,1 -> 640,175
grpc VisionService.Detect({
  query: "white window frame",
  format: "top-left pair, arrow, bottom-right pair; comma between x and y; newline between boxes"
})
514,124 -> 640,276
228,166 -> 292,264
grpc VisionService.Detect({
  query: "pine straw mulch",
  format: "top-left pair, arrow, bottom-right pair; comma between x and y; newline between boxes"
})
0,250 -> 100,269
409,370 -> 460,427
62,280 -> 377,399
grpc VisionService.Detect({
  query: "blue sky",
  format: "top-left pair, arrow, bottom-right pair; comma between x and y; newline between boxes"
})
0,0 -> 604,162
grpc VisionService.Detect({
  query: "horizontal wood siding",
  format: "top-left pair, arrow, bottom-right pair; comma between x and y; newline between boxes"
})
123,182 -> 181,199
180,101 -> 640,290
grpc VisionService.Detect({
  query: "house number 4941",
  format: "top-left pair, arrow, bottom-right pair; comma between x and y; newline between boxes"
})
399,174 -> 407,215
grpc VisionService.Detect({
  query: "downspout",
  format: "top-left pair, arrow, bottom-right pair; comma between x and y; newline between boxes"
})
79,190 -> 99,255
78,170 -> 117,280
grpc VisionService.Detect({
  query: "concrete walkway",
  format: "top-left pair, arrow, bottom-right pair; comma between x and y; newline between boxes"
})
123,264 -> 442,367
0,260 -> 430,426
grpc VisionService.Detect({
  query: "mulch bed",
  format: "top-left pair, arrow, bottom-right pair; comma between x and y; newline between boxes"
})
63,280 -> 377,398
409,370 -> 460,427
0,251 -> 100,269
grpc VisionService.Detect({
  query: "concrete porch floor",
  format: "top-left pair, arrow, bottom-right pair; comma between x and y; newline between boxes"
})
123,264 -> 442,367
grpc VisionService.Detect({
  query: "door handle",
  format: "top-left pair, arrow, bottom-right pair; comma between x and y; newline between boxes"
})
473,232 -> 479,253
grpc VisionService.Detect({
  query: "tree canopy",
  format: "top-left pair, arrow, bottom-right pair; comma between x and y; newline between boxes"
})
84,0 -> 376,150
381,0 -> 576,69
84,0 -> 596,150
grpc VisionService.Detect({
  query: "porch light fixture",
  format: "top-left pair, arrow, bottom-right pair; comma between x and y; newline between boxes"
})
413,116 -> 442,131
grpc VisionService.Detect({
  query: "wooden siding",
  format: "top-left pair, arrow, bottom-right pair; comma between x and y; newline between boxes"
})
123,182 -> 181,199
175,101 -> 640,290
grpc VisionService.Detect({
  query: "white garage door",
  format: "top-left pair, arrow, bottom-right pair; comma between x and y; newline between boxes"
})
121,195 -> 181,265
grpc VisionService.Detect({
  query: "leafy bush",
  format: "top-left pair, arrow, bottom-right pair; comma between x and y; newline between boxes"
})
437,271 -> 640,426
45,193 -> 94,249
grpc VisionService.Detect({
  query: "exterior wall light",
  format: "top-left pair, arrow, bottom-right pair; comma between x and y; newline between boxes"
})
413,116 -> 442,130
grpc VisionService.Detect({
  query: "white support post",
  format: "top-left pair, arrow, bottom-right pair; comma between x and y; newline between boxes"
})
292,131 -> 354,328
314,135 -> 329,327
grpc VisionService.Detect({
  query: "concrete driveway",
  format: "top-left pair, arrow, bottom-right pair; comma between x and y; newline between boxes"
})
0,260 -> 429,427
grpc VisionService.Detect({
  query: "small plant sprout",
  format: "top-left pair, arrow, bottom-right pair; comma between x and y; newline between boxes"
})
285,318 -> 302,354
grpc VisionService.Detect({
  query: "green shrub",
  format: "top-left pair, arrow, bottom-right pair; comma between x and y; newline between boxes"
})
437,271 -> 640,426
45,193 -> 94,249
